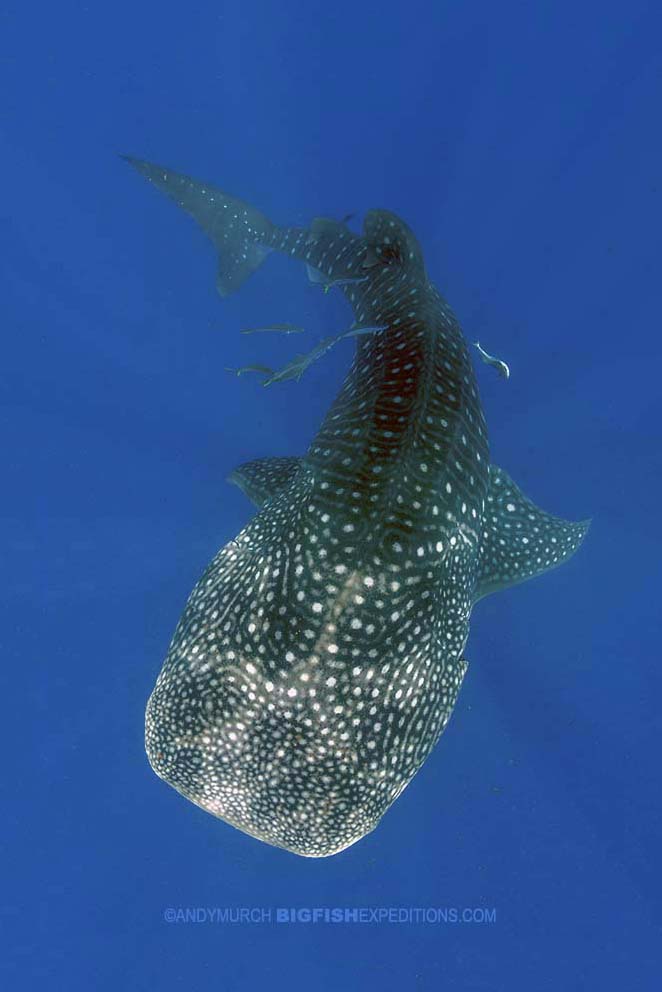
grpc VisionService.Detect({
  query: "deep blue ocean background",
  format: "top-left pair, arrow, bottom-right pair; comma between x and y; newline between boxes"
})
3,1 -> 661,988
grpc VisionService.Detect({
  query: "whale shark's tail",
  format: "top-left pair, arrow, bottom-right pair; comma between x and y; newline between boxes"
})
122,156 -> 275,297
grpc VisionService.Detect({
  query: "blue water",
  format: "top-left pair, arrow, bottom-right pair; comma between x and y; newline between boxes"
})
3,1 -> 661,988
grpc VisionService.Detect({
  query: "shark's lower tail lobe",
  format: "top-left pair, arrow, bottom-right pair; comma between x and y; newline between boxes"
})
123,156 -> 275,296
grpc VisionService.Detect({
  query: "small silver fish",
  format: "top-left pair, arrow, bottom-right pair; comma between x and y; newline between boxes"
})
322,276 -> 368,294
262,335 -> 339,386
225,364 -> 274,377
473,341 -> 510,379
262,325 -> 386,386
240,323 -> 305,335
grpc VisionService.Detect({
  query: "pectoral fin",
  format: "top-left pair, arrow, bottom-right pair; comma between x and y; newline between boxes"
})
228,456 -> 302,507
475,466 -> 590,601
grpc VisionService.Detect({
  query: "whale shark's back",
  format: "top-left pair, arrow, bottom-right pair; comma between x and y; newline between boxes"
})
145,472 -> 469,857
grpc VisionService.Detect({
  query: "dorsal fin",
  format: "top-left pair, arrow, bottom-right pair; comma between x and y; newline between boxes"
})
475,466 -> 590,601
309,216 -> 353,238
306,217 -> 358,285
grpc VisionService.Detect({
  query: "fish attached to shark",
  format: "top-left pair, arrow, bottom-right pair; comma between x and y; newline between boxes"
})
125,156 -> 589,857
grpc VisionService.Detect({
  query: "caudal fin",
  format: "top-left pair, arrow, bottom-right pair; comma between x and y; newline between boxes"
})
122,155 -> 275,296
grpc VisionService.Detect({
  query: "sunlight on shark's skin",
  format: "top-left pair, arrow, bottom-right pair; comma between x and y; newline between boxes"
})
125,156 -> 590,858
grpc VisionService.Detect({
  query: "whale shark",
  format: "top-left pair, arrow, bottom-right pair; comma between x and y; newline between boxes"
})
125,156 -> 589,857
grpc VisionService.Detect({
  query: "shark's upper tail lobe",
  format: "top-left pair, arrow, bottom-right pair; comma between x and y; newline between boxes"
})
122,156 -> 275,296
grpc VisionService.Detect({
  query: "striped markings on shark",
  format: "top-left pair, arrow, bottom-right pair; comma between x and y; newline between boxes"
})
124,154 -> 590,858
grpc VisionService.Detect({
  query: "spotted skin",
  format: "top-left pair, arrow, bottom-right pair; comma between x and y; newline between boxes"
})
476,466 -> 589,599
126,158 -> 589,857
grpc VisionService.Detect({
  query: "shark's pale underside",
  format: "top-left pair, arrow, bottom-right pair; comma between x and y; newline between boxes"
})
125,157 -> 589,857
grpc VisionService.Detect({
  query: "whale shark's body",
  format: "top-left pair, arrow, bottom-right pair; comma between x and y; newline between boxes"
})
126,157 -> 589,857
